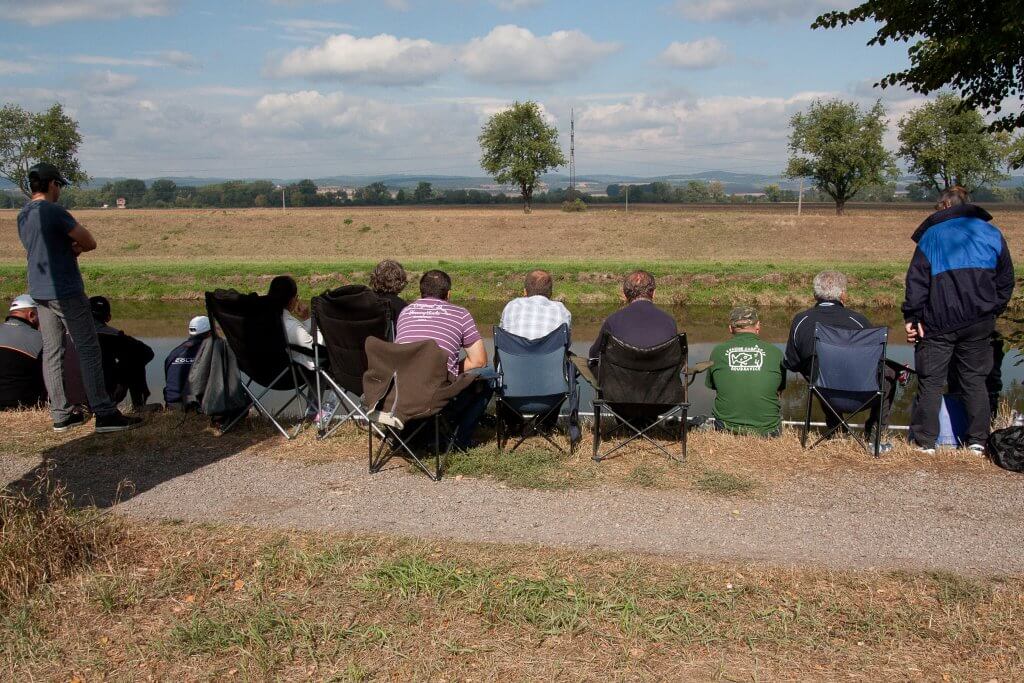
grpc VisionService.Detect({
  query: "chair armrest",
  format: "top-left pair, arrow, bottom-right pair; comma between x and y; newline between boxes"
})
570,355 -> 598,389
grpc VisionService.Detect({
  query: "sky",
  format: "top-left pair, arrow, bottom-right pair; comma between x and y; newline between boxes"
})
0,0 -> 929,180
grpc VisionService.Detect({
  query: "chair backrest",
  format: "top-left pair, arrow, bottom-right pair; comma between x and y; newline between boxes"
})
205,289 -> 291,387
596,333 -> 687,406
812,323 -> 887,393
493,324 -> 570,399
362,337 -> 473,421
311,284 -> 390,395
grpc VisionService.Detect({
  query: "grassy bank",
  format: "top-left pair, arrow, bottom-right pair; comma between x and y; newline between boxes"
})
0,259 -> 940,308
2,505 -> 1022,681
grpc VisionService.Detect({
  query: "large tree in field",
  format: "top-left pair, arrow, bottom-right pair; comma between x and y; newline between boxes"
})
898,94 -> 1014,194
812,1 -> 1024,142
785,99 -> 896,215
478,101 -> 565,213
0,103 -> 86,196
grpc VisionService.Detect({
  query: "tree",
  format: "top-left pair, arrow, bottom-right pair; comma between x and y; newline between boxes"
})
813,1 -> 1024,140
356,181 -> 391,204
763,184 -> 783,203
146,178 -> 177,204
0,103 -> 87,196
898,94 -> 1012,194
395,188 -> 408,203
785,99 -> 896,215
478,101 -> 565,213
413,181 -> 433,203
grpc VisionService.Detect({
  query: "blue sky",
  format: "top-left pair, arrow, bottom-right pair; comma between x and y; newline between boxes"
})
0,0 -> 924,179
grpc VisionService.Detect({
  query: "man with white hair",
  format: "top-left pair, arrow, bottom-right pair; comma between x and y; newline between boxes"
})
784,270 -> 896,449
0,295 -> 46,409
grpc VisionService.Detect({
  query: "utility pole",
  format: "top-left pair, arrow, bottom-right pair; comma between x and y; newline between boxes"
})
797,178 -> 804,216
568,108 -> 576,202
624,184 -> 628,213
282,188 -> 286,212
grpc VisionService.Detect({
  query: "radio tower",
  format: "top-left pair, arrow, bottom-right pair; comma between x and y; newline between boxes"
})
568,108 -> 576,202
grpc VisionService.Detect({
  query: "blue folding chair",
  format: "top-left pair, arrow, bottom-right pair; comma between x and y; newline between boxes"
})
493,324 -> 579,454
801,323 -> 888,457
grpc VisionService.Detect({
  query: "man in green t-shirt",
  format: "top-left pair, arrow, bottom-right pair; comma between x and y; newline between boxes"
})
705,307 -> 786,437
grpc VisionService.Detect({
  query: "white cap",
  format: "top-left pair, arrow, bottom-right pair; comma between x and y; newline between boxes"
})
9,295 -> 37,312
188,315 -> 211,336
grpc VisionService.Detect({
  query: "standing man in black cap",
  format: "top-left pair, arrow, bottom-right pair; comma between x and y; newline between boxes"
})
16,162 -> 141,433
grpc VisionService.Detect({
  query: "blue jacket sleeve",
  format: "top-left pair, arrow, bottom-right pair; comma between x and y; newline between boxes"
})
994,237 -> 1015,315
901,247 -> 931,324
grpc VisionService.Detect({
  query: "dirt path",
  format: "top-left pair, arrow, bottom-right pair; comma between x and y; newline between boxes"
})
5,449 -> 1022,574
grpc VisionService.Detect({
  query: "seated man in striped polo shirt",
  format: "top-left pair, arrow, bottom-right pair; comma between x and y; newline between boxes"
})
395,269 -> 492,449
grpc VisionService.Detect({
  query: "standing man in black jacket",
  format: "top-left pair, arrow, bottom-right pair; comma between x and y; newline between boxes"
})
903,188 -> 1015,454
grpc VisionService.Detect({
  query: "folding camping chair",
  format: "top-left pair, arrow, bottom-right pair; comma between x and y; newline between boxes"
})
310,285 -> 390,439
493,324 -> 579,455
205,289 -> 315,439
590,333 -> 690,463
800,323 -> 888,457
362,337 -> 476,481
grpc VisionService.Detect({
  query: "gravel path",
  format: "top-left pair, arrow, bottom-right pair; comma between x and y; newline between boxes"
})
4,450 -> 1024,574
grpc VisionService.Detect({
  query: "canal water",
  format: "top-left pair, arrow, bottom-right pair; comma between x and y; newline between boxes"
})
110,300 -> 1024,426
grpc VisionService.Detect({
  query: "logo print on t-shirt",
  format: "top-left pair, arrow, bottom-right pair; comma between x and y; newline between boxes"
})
726,346 -> 765,371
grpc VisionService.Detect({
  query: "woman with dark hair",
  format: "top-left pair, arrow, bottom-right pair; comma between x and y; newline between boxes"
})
267,275 -> 320,370
369,259 -> 408,321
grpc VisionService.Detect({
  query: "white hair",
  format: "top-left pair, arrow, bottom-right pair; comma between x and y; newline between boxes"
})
813,271 -> 847,302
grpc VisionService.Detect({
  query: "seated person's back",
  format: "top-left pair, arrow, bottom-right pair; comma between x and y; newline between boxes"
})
589,270 -> 676,364
164,316 -> 211,407
706,307 -> 786,436
0,296 -> 46,409
396,275 -> 483,377
784,271 -> 871,378
500,269 -> 572,340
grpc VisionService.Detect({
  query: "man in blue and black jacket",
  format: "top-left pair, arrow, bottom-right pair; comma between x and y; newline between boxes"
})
903,187 -> 1015,453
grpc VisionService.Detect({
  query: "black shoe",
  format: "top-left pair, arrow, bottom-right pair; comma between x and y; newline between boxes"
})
95,412 -> 143,434
53,412 -> 89,433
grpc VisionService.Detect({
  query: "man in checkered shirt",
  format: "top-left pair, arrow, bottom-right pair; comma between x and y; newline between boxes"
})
499,270 -> 572,340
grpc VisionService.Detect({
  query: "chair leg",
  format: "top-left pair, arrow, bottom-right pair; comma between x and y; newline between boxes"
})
679,406 -> 688,463
496,400 -> 505,452
873,392 -> 883,458
592,404 -> 602,462
801,387 -> 814,449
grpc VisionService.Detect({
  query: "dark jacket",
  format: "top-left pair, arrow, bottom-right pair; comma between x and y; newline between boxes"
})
902,204 -> 1014,334
63,323 -> 155,407
588,299 -> 678,364
784,301 -> 872,377
163,333 -> 208,405
0,317 -> 46,409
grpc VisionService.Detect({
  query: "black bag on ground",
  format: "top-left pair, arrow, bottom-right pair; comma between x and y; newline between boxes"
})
987,427 -> 1024,473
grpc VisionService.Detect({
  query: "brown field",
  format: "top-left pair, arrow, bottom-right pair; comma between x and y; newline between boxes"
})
4,205 -> 1023,265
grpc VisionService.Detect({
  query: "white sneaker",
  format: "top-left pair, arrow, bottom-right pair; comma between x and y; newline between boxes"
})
915,446 -> 936,455
967,443 -> 986,456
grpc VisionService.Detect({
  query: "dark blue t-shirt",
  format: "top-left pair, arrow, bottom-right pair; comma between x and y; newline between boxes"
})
17,200 -> 84,301
588,299 -> 678,361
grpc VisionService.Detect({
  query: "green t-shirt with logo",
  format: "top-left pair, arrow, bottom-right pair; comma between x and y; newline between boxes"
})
704,332 -> 786,435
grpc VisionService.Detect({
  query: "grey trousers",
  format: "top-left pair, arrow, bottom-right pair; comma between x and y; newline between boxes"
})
36,293 -> 117,421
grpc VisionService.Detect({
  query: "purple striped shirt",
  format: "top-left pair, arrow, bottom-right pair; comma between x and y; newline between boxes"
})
395,298 -> 482,375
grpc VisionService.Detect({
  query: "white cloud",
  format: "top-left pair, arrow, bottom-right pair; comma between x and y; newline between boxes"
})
80,70 -> 139,95
461,25 -> 619,85
673,0 -> 835,22
71,50 -> 200,70
266,33 -> 454,85
0,59 -> 36,75
269,0 -> 410,10
658,37 -> 731,70
4,0 -> 181,25
490,0 -> 545,9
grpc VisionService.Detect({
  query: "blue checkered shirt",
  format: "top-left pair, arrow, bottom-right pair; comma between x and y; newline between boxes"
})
499,296 -> 572,340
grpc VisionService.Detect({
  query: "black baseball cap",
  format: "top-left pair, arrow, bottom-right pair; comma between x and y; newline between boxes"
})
27,162 -> 69,187
89,296 -> 111,321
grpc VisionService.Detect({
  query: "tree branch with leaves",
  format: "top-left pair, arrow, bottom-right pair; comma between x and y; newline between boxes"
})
0,103 -> 86,196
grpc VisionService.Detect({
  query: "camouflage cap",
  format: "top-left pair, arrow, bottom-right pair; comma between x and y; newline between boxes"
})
729,306 -> 759,327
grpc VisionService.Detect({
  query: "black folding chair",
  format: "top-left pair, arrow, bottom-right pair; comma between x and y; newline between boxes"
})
493,324 -> 579,455
800,323 -> 888,457
310,285 -> 390,439
362,337 -> 475,481
590,333 -> 690,463
205,289 -> 314,439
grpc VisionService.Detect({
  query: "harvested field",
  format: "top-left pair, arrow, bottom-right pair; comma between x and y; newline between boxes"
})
4,205 -> 1024,265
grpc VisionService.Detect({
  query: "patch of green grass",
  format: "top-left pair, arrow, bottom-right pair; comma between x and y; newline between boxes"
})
447,446 -> 567,489
343,218 -> 353,225
120,242 -> 141,252
359,225 -> 372,233
85,574 -> 143,613
626,461 -> 668,488
692,469 -> 758,496
929,571 -> 993,606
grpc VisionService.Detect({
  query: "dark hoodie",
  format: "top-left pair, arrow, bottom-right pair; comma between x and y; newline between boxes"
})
902,204 -> 1014,335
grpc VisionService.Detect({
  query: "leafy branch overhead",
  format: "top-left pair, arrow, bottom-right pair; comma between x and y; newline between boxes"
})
0,103 -> 87,196
479,101 -> 566,213
813,1 -> 1024,139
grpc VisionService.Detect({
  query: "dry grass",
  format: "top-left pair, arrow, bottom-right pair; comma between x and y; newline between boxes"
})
4,205 -> 1023,265
1,520 -> 1022,681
